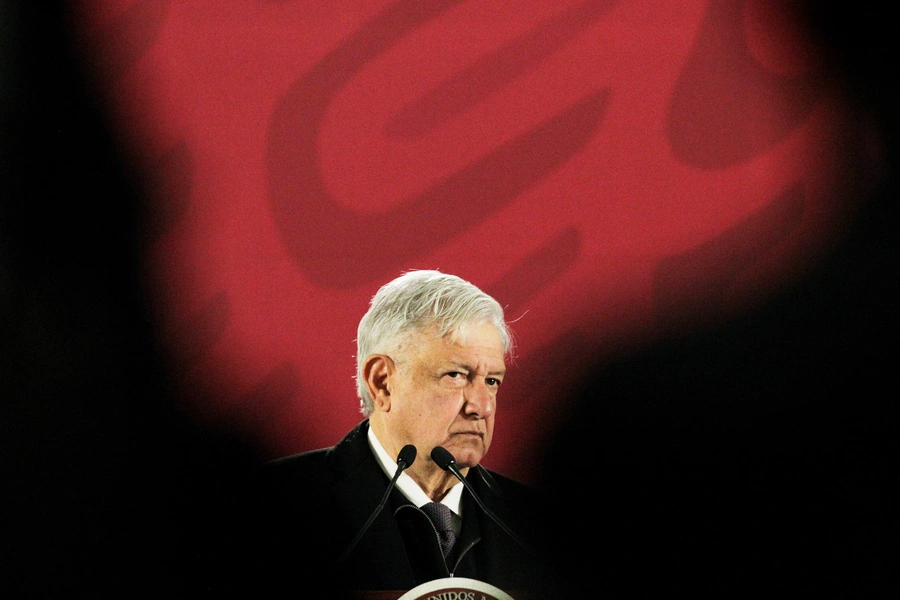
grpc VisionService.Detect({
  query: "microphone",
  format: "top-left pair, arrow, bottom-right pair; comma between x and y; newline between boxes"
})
430,446 -> 533,555
334,444 -> 417,566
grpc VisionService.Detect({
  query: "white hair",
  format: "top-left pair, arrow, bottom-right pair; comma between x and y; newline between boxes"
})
355,270 -> 512,415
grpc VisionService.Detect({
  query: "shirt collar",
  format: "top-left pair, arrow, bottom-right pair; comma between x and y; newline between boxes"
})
367,425 -> 463,517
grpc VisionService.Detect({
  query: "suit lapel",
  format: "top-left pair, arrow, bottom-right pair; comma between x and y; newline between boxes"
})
330,421 -> 417,591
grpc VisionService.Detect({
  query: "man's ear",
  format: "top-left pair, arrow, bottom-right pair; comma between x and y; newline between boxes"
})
362,354 -> 394,412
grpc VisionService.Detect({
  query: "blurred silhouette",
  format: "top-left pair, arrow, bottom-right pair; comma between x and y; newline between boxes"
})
2,2 -> 896,597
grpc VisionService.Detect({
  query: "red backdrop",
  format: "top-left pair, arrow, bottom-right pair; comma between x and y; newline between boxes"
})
73,0 -> 883,482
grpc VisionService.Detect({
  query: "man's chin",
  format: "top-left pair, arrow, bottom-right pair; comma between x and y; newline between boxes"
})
444,442 -> 488,470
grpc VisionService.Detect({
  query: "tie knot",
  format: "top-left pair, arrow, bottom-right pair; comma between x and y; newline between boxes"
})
421,502 -> 457,559
421,501 -> 453,531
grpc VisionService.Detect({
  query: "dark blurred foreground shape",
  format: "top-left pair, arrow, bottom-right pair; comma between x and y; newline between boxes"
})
2,2 -> 897,597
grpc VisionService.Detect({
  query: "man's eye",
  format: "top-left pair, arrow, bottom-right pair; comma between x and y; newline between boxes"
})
486,378 -> 502,387
445,372 -> 464,379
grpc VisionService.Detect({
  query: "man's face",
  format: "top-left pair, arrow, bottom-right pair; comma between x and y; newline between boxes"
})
382,321 -> 506,472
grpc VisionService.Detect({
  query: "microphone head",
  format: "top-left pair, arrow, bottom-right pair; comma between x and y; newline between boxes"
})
397,444 -> 417,469
430,446 -> 456,471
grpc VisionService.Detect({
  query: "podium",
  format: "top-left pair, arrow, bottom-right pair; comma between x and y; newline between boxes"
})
355,578 -> 516,599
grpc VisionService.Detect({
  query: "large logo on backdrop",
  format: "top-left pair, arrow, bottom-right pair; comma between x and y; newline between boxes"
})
267,0 -> 613,288
77,0 -> 876,480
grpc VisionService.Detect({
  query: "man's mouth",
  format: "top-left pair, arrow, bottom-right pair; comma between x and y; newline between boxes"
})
451,431 -> 483,438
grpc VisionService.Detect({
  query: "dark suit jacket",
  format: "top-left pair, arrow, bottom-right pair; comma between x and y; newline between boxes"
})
236,420 -> 566,598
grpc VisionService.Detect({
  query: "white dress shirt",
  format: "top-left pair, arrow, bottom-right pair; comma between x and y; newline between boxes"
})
367,426 -> 463,536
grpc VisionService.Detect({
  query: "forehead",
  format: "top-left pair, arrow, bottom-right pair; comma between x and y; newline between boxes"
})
445,320 -> 504,348
401,322 -> 505,361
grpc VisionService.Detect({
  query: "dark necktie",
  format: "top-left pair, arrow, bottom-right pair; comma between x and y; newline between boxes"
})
421,501 -> 457,559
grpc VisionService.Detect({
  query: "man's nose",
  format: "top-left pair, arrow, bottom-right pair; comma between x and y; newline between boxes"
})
463,380 -> 495,418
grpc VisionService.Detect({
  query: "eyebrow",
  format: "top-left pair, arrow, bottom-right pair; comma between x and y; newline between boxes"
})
444,361 -> 506,377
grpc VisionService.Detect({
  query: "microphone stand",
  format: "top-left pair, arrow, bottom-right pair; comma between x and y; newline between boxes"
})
334,444 -> 417,566
430,446 -> 533,556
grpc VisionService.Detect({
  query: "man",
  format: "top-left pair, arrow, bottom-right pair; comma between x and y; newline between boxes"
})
244,270 -> 563,598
